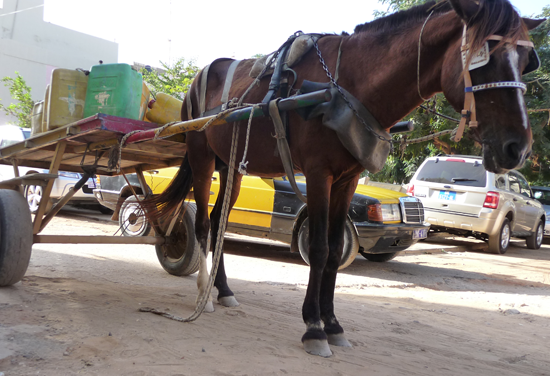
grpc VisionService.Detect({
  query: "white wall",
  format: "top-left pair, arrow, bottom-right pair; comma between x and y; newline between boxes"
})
0,0 -> 118,125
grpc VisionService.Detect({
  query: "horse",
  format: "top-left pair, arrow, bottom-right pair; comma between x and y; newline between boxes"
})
148,0 -> 544,357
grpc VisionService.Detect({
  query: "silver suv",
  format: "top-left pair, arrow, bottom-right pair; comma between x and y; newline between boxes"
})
408,155 -> 545,254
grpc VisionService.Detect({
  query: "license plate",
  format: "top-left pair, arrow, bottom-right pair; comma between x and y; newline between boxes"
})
438,190 -> 456,201
413,228 -> 428,239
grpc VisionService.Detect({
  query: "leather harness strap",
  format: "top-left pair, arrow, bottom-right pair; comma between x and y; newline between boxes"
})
453,25 -> 535,142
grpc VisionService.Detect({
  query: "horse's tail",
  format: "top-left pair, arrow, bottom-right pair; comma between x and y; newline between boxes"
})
141,154 -> 193,222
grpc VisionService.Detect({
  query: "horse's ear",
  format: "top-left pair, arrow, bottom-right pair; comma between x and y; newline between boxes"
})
448,0 -> 480,22
523,18 -> 546,31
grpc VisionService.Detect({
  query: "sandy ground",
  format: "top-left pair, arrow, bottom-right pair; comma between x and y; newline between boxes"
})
1,208 -> 550,376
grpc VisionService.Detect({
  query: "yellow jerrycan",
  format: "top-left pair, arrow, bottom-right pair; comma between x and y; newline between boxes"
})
145,93 -> 183,124
30,100 -> 44,136
139,82 -> 151,121
48,68 -> 88,130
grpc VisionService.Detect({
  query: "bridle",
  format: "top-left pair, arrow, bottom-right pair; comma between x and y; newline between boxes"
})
453,24 -> 539,142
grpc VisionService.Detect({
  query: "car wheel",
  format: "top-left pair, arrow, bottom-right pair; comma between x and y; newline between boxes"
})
24,184 -> 52,214
526,220 -> 543,250
359,250 -> 399,262
488,218 -> 511,254
297,217 -> 359,270
155,202 -> 200,276
0,190 -> 33,286
119,196 -> 151,237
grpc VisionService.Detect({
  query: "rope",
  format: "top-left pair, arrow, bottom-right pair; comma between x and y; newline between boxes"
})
417,10 -> 435,102
238,104 -> 260,174
140,123 -> 241,323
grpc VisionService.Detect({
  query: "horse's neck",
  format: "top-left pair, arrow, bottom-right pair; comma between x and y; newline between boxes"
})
339,13 -> 461,128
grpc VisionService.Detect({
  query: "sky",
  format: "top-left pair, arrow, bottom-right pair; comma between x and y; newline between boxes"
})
37,0 -> 550,70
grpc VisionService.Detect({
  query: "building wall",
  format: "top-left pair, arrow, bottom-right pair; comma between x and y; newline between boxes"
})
0,0 -> 118,125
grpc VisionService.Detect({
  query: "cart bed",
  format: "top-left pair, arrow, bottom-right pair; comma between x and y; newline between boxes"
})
0,114 -> 187,175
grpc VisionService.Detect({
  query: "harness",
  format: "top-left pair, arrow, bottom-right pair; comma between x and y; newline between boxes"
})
454,24 -> 540,142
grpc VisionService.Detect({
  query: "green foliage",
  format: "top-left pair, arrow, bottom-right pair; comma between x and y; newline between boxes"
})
519,6 -> 550,186
0,72 -> 34,128
140,58 -> 200,101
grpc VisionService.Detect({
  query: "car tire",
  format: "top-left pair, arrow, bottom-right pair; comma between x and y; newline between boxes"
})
526,219 -> 544,250
119,196 -> 151,237
488,218 -> 511,254
297,217 -> 359,270
0,190 -> 33,286
155,202 -> 200,276
359,250 -> 399,262
24,184 -> 53,214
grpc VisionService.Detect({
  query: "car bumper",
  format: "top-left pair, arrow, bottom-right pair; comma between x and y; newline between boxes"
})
423,207 -> 501,236
545,221 -> 550,236
354,222 -> 430,254
93,189 -> 120,211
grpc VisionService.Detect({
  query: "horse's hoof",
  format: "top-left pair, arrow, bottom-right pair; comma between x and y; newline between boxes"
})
218,296 -> 239,307
303,339 -> 332,357
327,333 -> 352,347
203,301 -> 215,313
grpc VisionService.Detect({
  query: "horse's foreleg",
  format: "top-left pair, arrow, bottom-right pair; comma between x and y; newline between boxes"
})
210,168 -> 242,307
320,178 -> 357,348
301,179 -> 332,357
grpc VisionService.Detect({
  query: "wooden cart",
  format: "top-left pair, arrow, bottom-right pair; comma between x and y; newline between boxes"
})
0,91 -> 332,286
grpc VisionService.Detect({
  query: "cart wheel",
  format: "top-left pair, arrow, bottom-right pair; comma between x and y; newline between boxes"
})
298,216 -> 359,270
0,190 -> 33,286
119,196 -> 151,237
155,202 -> 200,276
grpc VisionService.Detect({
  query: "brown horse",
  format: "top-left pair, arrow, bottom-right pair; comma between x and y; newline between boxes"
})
151,0 -> 544,357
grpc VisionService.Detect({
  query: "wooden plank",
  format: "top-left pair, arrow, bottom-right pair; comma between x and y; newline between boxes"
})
34,234 -> 165,245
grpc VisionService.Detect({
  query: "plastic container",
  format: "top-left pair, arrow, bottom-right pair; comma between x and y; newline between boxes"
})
145,93 -> 183,124
30,101 -> 44,136
41,84 -> 50,133
47,68 -> 88,130
139,82 -> 150,121
83,63 -> 143,120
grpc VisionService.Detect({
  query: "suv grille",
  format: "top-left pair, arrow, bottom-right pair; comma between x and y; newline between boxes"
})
399,197 -> 425,224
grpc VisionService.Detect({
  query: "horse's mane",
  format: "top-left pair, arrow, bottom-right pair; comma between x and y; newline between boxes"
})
355,0 -> 527,59
354,1 -> 450,34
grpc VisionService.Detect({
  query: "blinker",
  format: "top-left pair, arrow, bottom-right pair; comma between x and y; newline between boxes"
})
523,48 -> 540,75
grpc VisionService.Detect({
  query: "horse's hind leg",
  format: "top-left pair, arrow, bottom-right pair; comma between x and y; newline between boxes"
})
320,178 -> 357,348
209,166 -> 242,307
188,142 -> 216,312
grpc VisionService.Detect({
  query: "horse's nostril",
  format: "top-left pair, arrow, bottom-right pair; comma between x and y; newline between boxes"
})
503,141 -> 521,162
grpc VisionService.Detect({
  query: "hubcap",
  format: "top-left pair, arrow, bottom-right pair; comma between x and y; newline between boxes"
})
26,185 -> 42,212
501,223 -> 510,250
536,224 -> 543,246
121,203 -> 147,235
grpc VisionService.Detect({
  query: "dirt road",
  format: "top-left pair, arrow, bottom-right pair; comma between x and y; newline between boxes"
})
1,209 -> 549,375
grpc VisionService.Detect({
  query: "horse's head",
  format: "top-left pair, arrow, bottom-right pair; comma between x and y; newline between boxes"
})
441,0 -> 545,173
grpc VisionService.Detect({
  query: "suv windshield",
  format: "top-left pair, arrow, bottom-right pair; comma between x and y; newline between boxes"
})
416,159 -> 487,187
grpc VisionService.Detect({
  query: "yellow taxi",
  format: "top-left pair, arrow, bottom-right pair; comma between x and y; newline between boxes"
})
94,168 -> 429,271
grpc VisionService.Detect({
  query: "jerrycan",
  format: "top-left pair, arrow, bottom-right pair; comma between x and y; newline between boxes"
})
83,63 -> 143,120
41,84 -> 51,133
145,93 -> 183,124
30,100 -> 44,136
139,82 -> 150,121
48,68 -> 88,130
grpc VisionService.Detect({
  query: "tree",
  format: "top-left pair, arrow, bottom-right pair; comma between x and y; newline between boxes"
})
140,58 -> 200,101
0,72 -> 34,128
